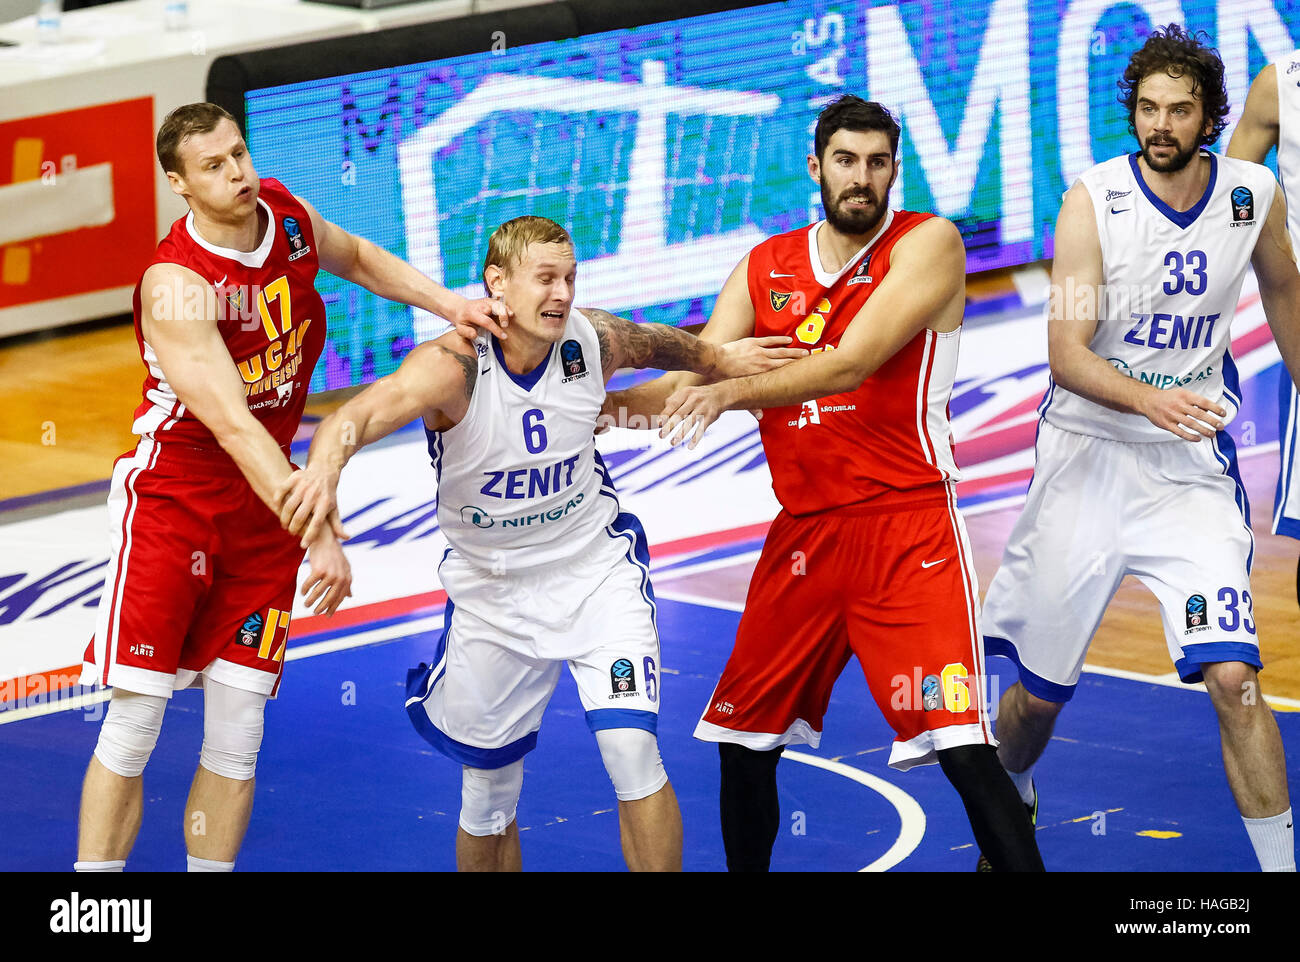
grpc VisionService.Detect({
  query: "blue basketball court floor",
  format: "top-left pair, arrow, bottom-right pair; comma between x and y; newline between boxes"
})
4,580 -> 1295,872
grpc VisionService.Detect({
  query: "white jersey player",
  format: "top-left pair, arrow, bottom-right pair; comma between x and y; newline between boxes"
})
1228,51 -> 1300,576
276,215 -> 803,871
979,26 -> 1300,872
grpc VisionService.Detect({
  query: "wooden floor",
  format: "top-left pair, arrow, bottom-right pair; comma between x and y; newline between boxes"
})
3,317 -> 1298,702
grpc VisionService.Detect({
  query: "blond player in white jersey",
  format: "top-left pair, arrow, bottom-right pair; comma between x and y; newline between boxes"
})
275,216 -> 802,871
1228,50 -> 1300,596
979,25 -> 1300,871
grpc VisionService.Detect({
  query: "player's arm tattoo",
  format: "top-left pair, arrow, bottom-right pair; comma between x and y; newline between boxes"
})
582,306 -> 716,377
435,343 -> 477,402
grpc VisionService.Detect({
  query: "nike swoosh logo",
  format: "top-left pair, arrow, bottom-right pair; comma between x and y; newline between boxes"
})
921,558 -> 947,569
769,270 -> 795,278
1110,206 -> 1130,214
215,274 -> 227,286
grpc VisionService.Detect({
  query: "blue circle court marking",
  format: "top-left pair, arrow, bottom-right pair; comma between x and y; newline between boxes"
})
784,750 -> 927,871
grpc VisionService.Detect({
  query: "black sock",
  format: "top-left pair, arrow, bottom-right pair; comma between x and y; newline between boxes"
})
938,744 -> 1045,872
718,743 -> 783,872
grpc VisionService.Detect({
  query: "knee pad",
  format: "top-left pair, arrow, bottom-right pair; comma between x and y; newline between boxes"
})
93,690 -> 168,777
198,679 -> 267,781
460,760 -> 524,836
595,728 -> 667,802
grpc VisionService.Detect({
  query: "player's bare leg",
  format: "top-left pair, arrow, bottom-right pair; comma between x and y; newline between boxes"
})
456,822 -> 522,871
993,681 -> 1064,774
617,780 -> 683,871
1202,662 -> 1295,870
1203,662 -> 1290,816
184,765 -> 254,863
77,757 -> 143,862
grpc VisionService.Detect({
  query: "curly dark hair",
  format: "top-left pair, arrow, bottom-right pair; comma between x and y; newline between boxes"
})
1117,23 -> 1229,147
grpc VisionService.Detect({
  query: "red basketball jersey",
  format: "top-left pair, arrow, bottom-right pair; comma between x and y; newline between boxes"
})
748,211 -> 961,516
129,178 -> 326,459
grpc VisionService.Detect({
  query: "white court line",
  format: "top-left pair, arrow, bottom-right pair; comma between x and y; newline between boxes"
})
1082,662 -> 1300,711
0,616 -> 444,725
784,750 -> 927,872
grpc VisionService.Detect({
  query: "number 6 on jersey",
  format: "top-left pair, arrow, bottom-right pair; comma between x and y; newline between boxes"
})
522,408 -> 548,453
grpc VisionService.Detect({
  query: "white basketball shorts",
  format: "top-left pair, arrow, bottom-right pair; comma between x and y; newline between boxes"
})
405,511 -> 662,769
983,420 -> 1261,701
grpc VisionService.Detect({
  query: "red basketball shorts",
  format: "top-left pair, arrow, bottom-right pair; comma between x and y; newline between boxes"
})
694,489 -> 995,770
80,439 -> 305,699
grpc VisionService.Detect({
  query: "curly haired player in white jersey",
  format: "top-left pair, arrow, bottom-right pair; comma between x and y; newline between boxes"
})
979,25 -> 1300,871
276,216 -> 803,870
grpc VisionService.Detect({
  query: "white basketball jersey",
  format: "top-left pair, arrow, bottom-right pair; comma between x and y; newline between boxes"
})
1043,151 -> 1275,442
428,309 -> 617,570
1275,52 -> 1300,250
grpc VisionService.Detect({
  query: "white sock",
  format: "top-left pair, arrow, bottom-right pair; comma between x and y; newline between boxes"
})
74,860 -> 125,872
1007,767 -> 1036,808
186,854 -> 235,872
1242,808 -> 1295,872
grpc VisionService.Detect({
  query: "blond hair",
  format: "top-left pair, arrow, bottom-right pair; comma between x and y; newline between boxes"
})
157,102 -> 238,175
482,216 -> 573,292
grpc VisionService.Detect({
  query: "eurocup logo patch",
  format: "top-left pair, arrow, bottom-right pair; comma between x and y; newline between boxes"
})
847,253 -> 874,286
1185,594 -> 1209,632
611,658 -> 636,694
1231,186 -> 1254,223
237,612 -> 263,647
282,216 -> 311,260
922,674 -> 941,711
561,339 -> 588,382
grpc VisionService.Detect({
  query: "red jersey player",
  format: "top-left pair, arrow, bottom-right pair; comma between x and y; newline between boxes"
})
74,103 -> 507,873
608,96 -> 1043,871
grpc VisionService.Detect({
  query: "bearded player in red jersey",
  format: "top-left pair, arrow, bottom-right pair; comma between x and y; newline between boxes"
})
74,103 -> 508,873
607,96 -> 1043,871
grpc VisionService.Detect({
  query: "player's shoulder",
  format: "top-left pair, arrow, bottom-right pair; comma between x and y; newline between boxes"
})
888,211 -> 962,259
255,177 -> 314,224
256,177 -> 291,204
1266,53 -> 1300,80
140,259 -> 205,291
891,209 -> 954,240
752,224 -> 813,260
568,305 -> 596,331
1075,154 -> 1136,198
420,329 -> 479,364
1215,151 -> 1274,184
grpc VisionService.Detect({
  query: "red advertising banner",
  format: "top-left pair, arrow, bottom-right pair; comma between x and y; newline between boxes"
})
0,97 -> 156,309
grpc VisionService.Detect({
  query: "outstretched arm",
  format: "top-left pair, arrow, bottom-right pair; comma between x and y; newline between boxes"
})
1227,64 -> 1278,164
277,334 -> 477,544
599,253 -> 783,428
583,306 -> 803,385
297,196 -> 510,341
658,217 -> 966,447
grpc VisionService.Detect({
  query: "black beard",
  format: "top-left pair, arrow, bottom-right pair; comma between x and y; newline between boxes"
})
822,181 -> 887,235
1141,137 -> 1199,174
